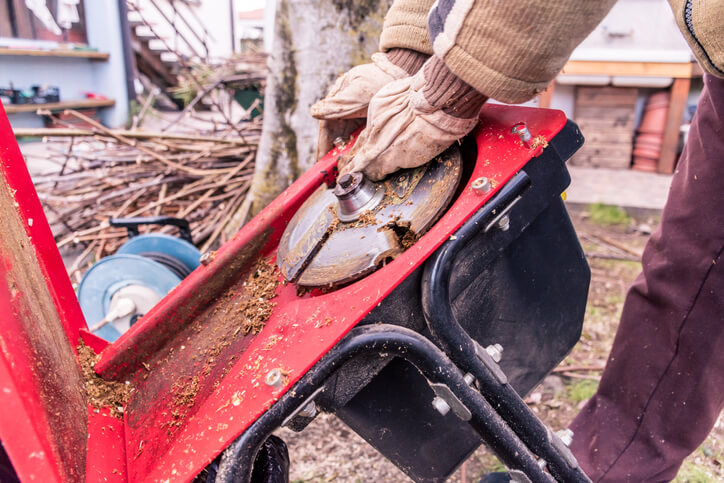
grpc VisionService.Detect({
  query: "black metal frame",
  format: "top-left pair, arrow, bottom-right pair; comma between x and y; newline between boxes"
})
215,325 -> 556,483
215,121 -> 592,482
422,173 -> 589,483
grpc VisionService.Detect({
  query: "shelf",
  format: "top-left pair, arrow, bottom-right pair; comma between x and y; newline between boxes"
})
4,99 -> 115,114
0,48 -> 109,60
562,60 -> 702,79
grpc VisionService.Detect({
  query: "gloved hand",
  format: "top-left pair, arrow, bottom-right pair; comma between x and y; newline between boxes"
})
311,49 -> 428,159
339,56 -> 487,181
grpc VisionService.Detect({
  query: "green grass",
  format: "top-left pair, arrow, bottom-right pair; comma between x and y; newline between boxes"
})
587,203 -> 632,226
674,462 -> 713,482
567,379 -> 599,404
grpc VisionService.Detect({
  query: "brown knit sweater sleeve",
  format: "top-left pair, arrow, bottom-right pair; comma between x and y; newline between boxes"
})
379,0 -> 436,56
426,1 -> 617,103
668,0 -> 724,78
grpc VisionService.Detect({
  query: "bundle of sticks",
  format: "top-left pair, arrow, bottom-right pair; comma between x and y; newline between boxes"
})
21,108 -> 261,283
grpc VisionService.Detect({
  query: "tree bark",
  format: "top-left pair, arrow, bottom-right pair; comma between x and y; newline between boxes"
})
242,0 -> 394,220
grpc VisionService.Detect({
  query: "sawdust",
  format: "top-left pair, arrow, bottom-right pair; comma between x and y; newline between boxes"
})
400,229 -> 418,249
79,341 -> 133,419
355,209 -> 378,226
237,259 -> 281,335
172,375 -> 200,407
326,205 -> 340,233
530,135 -> 549,149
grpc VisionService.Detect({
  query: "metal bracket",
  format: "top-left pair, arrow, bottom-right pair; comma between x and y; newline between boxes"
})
473,341 -> 508,385
428,382 -> 472,421
509,469 -> 534,483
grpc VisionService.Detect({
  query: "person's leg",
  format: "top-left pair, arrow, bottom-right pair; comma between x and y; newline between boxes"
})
569,74 -> 724,482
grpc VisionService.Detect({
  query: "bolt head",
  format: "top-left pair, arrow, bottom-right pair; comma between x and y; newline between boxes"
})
299,401 -> 318,418
485,344 -> 503,363
432,396 -> 451,416
333,136 -> 346,149
334,172 -> 363,197
512,123 -> 533,145
556,428 -> 574,447
200,251 -> 214,266
471,177 -> 492,195
265,368 -> 284,388
497,215 -> 510,232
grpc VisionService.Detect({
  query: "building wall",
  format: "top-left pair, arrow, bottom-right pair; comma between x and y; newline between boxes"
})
1,0 -> 130,128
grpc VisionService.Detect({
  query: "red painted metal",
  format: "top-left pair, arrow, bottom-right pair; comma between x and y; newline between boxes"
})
0,99 -> 566,482
98,105 -> 567,482
0,102 -> 88,346
0,100 -> 90,482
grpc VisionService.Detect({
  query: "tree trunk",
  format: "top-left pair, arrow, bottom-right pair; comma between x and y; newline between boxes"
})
244,0 -> 393,220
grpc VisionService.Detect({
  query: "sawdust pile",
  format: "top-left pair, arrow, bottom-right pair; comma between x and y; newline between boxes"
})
173,375 -> 200,408
78,342 -> 133,419
238,260 -> 281,335
530,135 -> 549,149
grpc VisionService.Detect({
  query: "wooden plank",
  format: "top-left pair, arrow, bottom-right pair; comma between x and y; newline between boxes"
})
571,155 -> 632,169
10,0 -> 34,39
0,48 -> 108,60
579,131 -> 635,145
576,107 -> 635,127
658,77 -> 690,174
576,86 -> 638,107
577,118 -> 637,131
538,81 -> 555,109
0,0 -> 12,37
564,60 -> 699,78
4,99 -> 115,114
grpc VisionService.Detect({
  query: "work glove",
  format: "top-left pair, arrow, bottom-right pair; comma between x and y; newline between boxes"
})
311,49 -> 428,159
339,56 -> 487,181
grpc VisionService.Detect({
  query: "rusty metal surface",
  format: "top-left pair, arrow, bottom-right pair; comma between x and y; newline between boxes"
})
279,146 -> 463,288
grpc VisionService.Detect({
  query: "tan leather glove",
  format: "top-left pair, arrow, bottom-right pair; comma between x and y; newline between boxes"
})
311,49 -> 428,159
339,56 -> 487,181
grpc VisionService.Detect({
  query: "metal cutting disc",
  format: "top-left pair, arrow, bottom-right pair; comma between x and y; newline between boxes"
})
277,146 -> 462,288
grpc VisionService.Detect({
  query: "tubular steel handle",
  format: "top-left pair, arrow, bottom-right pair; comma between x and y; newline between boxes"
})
110,216 -> 193,243
215,325 -> 551,483
422,171 -> 591,483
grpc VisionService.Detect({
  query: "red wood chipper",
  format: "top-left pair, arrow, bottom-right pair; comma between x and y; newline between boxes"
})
0,101 -> 592,483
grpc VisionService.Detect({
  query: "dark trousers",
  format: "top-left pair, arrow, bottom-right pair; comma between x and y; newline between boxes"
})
569,74 -> 724,482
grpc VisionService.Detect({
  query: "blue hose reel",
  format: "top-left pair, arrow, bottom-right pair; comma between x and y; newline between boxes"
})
77,217 -> 201,342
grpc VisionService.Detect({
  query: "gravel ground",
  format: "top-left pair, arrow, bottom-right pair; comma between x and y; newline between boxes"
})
275,208 -> 723,483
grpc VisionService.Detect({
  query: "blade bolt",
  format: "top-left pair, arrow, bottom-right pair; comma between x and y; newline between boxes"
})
471,177 -> 492,195
338,173 -> 355,189
265,368 -> 284,389
512,122 -> 533,148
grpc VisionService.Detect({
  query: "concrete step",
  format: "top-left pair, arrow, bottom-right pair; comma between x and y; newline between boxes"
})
565,166 -> 673,211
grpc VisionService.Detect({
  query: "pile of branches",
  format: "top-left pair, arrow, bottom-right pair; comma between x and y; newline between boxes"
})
21,108 -> 262,282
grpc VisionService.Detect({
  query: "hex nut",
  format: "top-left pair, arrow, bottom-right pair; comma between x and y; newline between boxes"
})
298,401 -> 318,418
556,428 -> 574,447
432,396 -> 451,416
497,215 -> 511,232
485,344 -> 504,363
